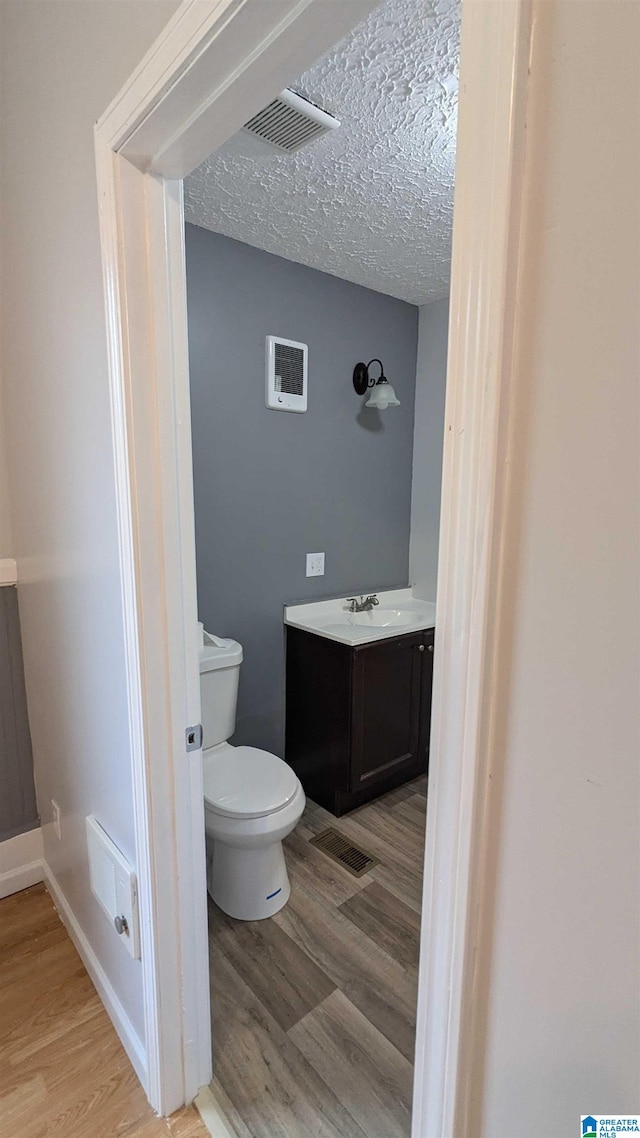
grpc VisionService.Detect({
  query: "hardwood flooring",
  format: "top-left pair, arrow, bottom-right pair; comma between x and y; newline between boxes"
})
208,775 -> 427,1138
0,884 -> 209,1138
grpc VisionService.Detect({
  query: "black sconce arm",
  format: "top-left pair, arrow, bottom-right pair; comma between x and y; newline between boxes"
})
352,358 -> 387,395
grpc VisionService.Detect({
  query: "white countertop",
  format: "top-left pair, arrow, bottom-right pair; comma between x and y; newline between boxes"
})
284,587 -> 436,647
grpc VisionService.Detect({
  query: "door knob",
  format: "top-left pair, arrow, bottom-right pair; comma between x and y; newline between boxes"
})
114,915 -> 129,935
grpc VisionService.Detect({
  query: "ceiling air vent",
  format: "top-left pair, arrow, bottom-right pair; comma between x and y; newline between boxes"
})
243,89 -> 340,154
266,336 -> 308,413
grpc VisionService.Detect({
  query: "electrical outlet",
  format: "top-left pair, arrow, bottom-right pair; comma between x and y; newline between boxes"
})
306,552 -> 325,577
51,800 -> 61,840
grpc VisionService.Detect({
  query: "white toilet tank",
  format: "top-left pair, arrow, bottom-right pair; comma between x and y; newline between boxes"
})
199,628 -> 243,750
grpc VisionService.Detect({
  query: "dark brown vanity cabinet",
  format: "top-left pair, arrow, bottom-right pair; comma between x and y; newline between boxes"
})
285,625 -> 434,816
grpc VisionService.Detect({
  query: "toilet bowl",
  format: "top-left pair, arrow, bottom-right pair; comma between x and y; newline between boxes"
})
199,628 -> 305,920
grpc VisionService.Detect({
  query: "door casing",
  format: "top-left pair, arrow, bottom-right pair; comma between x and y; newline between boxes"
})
94,0 -> 532,1133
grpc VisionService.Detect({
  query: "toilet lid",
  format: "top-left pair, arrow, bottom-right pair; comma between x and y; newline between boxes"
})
203,744 -> 299,819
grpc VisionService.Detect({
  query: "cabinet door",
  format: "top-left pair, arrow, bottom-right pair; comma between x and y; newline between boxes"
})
418,628 -> 435,768
350,633 -> 423,792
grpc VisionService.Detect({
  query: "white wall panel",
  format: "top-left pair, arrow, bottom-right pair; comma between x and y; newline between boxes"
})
0,0 -> 178,1054
478,2 -> 640,1131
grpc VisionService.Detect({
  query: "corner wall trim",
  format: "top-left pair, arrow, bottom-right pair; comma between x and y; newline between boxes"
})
42,861 -> 148,1090
0,559 -> 18,586
0,827 -> 44,897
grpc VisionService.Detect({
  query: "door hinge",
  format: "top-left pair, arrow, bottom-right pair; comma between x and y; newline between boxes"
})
185,724 -> 203,752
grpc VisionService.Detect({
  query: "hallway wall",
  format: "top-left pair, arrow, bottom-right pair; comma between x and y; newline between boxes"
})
475,1 -> 640,1131
0,0 -> 178,1062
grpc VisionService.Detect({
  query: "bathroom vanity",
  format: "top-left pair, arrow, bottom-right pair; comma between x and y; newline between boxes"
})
284,590 -> 436,815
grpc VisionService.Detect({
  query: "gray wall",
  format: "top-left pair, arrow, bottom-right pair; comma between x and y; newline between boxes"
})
409,297 -> 449,601
0,587 -> 38,842
186,226 -> 418,755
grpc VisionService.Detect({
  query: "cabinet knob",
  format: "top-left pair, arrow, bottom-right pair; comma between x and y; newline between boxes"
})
418,644 -> 425,652
428,644 -> 434,653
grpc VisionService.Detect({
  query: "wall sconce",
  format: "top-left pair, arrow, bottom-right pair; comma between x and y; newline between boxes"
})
352,358 -> 401,410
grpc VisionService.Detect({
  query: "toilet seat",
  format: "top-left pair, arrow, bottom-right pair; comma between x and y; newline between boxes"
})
203,743 -> 299,819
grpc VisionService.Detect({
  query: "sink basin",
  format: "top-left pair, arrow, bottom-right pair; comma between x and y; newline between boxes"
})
284,589 -> 436,647
346,608 -> 420,628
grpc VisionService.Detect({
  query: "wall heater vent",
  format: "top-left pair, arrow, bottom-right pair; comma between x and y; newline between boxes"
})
243,89 -> 340,153
266,336 -> 308,413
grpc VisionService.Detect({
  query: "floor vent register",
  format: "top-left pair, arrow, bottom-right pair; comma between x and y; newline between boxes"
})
309,828 -> 379,877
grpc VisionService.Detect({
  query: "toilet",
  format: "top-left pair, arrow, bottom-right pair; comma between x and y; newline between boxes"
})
199,627 -> 305,920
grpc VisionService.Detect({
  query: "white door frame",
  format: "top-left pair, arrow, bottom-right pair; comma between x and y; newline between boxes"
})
95,0 -> 532,1131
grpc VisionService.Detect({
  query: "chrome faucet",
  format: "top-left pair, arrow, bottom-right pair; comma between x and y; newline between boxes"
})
346,594 -> 380,613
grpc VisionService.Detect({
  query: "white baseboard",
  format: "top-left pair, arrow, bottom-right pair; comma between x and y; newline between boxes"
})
0,828 -> 44,898
42,861 -> 149,1093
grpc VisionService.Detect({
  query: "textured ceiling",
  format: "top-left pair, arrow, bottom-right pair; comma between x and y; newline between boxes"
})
184,0 -> 460,306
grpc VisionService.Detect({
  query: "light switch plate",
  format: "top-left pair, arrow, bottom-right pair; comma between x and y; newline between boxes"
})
306,552 -> 325,577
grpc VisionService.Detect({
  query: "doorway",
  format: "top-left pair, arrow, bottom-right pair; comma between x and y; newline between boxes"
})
95,0 -> 531,1133
182,5 -> 454,1121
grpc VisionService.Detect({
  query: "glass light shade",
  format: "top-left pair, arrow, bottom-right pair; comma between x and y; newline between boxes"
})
365,380 -> 400,410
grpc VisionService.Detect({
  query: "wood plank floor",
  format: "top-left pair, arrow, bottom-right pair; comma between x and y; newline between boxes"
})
0,884 -> 210,1138
208,775 -> 427,1138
